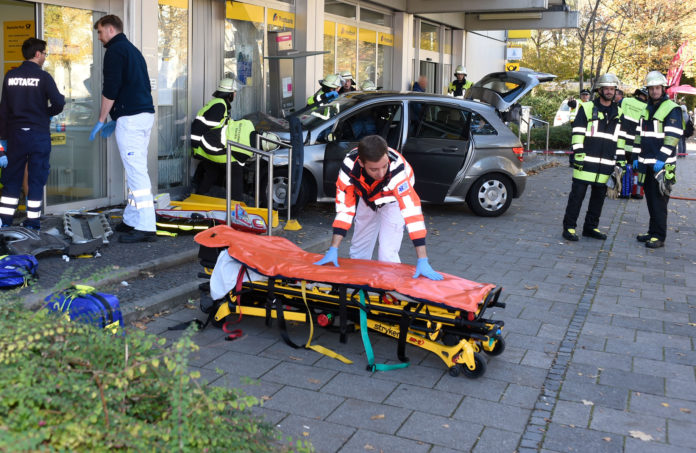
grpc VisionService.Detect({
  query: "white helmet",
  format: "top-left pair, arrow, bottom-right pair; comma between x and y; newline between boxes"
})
216,78 -> 239,93
645,71 -> 668,87
321,74 -> 342,89
339,70 -> 354,83
359,80 -> 377,91
454,65 -> 467,76
596,73 -> 619,88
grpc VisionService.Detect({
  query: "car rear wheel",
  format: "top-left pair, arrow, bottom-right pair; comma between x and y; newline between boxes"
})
466,173 -> 513,217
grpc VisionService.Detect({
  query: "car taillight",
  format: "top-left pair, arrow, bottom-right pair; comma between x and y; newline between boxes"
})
513,147 -> 524,162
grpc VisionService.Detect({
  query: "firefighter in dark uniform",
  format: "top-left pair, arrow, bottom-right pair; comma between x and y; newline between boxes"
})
307,74 -> 341,107
562,73 -> 625,242
448,65 -> 472,98
338,70 -> 356,94
0,38 -> 65,229
191,78 -> 278,199
631,71 -> 683,248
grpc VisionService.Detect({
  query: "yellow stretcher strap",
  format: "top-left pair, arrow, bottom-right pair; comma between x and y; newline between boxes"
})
301,281 -> 353,364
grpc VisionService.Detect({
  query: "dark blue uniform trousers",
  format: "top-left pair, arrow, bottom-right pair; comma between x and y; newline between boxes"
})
0,129 -> 51,228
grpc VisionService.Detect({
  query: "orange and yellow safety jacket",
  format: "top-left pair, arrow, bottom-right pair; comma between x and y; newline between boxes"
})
332,148 -> 427,246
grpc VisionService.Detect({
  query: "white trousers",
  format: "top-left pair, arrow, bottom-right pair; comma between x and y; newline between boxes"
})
115,112 -> 156,232
349,198 -> 405,263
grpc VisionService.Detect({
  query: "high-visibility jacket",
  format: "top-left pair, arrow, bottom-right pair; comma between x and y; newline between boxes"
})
570,100 -> 625,184
569,104 -> 580,122
619,97 -> 647,158
332,148 -> 427,246
307,89 -> 335,106
448,79 -> 472,97
191,97 -> 227,160
196,116 -> 256,164
636,96 -> 682,166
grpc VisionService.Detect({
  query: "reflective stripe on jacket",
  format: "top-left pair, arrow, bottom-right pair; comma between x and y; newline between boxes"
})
332,148 -> 427,246
195,118 -> 255,164
637,97 -> 682,166
570,100 -> 625,184
448,79 -> 472,97
191,97 -> 227,159
619,97 -> 647,156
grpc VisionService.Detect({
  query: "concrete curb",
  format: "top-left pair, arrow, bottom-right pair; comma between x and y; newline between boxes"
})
122,231 -> 333,324
123,280 -> 201,324
23,247 -> 199,310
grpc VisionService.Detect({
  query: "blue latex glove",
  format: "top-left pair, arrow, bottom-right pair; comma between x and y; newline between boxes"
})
413,258 -> 443,281
89,121 -> 105,141
0,139 -> 7,151
324,91 -> 338,102
101,121 -> 116,138
314,247 -> 339,267
653,160 -> 665,172
632,160 -> 639,170
0,155 -> 7,168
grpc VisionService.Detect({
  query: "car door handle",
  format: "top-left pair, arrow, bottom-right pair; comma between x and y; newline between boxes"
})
443,146 -> 458,152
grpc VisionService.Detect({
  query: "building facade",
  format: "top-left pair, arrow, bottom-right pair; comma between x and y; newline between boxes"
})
0,0 -> 577,213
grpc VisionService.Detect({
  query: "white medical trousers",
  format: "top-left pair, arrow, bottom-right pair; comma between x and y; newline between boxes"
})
115,112 -> 156,232
349,198 -> 405,263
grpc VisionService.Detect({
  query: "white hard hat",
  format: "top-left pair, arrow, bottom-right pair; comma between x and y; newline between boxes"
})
217,78 -> 239,93
645,71 -> 668,87
596,73 -> 619,88
359,80 -> 377,91
322,74 -> 342,89
455,65 -> 467,75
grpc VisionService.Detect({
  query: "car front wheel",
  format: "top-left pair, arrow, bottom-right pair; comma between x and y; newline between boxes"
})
466,173 -> 513,217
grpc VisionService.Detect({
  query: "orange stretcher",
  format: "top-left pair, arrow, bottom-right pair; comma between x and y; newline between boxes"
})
195,225 -> 506,378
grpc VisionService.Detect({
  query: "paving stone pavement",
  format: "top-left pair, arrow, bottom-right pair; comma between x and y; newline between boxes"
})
24,146 -> 695,452
141,145 -> 696,452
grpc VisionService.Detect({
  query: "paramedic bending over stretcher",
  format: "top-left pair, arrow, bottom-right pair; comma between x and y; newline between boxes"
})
315,135 -> 443,280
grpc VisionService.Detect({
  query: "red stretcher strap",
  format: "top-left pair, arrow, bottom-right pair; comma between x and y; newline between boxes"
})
195,225 -> 494,312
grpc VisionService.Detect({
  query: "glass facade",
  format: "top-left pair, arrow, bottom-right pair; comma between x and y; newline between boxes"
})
157,0 -> 189,190
335,23 -> 356,81
43,5 -> 105,204
324,6 -> 393,89
358,28 -> 375,84
323,20 -> 336,80
225,2 -> 265,120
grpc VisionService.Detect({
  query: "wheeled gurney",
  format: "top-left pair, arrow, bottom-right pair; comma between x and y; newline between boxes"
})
195,225 -> 506,378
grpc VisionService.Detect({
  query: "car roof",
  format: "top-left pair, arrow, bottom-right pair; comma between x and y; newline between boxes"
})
341,91 -> 499,115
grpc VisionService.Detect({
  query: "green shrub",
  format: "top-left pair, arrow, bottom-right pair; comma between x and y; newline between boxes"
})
0,300 -> 310,452
521,123 -> 572,150
522,88 -> 576,124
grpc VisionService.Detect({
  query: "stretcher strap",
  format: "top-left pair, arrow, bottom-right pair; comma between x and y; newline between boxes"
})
339,286 -> 348,343
271,279 -> 302,349
300,281 -> 353,364
358,290 -> 409,372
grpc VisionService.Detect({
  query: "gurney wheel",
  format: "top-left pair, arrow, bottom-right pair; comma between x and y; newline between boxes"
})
448,366 -> 461,377
461,352 -> 487,379
483,337 -> 505,357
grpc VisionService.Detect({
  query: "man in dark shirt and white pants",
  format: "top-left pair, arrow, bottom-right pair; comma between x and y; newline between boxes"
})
0,38 -> 65,229
90,15 -> 157,243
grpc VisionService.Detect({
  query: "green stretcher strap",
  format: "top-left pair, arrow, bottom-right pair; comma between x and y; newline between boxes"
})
358,290 -> 409,372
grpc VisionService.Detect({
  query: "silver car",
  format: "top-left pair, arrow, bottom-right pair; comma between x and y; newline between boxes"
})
260,70 -> 555,217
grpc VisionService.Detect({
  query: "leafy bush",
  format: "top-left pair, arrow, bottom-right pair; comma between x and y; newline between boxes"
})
522,88 -> 576,124
507,123 -> 572,150
0,300 -> 309,452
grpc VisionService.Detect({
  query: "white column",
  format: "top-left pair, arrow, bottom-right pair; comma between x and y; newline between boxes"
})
452,29 -> 465,72
392,12 -> 414,91
294,0 -> 324,109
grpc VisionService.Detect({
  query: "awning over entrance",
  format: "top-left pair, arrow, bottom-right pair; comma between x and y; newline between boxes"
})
380,0 -> 579,30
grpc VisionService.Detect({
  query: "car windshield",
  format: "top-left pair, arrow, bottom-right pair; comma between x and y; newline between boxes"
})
475,75 -> 526,103
298,96 -> 360,128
